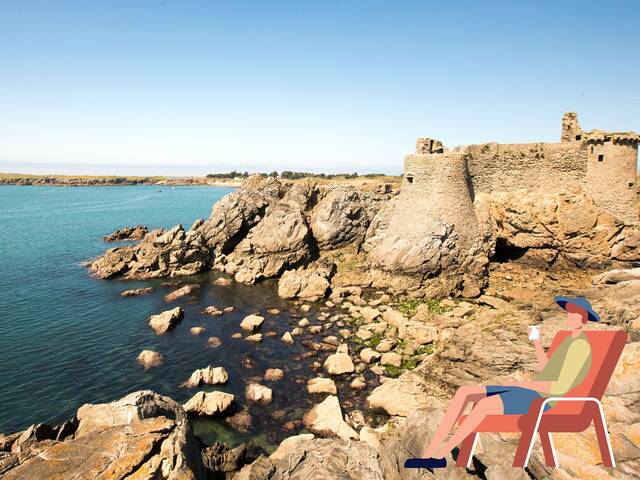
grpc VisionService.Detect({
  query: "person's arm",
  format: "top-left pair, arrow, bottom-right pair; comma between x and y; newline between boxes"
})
533,339 -> 549,370
504,380 -> 552,392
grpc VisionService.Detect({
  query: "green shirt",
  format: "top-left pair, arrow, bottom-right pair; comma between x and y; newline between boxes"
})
534,332 -> 592,397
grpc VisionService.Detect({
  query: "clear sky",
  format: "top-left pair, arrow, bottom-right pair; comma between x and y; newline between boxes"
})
1,0 -> 638,175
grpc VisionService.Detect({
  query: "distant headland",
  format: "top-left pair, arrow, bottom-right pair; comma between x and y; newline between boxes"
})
0,170 -> 401,188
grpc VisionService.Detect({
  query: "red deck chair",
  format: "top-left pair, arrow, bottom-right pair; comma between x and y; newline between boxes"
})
454,329 -> 628,469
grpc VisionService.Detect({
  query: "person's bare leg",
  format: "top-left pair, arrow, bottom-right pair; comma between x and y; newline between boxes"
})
433,394 -> 504,458
421,386 -> 486,458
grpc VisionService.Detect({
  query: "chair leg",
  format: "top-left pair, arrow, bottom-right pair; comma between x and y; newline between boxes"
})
455,432 -> 477,468
539,431 -> 557,467
593,406 -> 616,468
513,425 -> 537,468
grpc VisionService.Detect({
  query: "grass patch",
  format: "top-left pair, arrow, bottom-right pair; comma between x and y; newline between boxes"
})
402,358 -> 417,370
415,343 -> 434,356
383,364 -> 402,377
391,296 -> 451,317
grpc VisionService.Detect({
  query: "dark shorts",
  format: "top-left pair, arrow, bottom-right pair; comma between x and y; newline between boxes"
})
485,386 -> 551,415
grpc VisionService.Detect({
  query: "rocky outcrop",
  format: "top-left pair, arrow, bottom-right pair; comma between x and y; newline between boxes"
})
245,383 -> 273,404
476,188 -> 640,269
148,307 -> 184,334
1,390 -> 206,480
103,225 -> 148,242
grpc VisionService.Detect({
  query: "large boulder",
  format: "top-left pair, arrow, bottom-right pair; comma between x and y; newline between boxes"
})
183,391 -> 234,416
182,366 -> 229,388
309,186 -> 370,249
3,390 -> 206,480
221,203 -> 312,284
302,395 -> 358,441
148,307 -> 184,334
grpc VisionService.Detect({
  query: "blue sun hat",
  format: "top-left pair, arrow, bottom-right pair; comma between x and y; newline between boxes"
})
554,296 -> 600,322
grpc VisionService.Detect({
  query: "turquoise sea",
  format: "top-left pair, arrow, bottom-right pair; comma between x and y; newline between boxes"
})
0,185 -> 358,448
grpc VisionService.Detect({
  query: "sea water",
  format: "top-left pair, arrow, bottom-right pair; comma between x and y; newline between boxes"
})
0,185 -> 342,450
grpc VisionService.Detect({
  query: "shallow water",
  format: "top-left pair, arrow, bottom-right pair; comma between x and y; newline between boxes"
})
0,185 -> 383,450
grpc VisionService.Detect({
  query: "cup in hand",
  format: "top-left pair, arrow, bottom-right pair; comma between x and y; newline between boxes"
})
528,325 -> 540,341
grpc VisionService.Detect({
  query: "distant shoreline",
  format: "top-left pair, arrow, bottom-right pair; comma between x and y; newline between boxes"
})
0,171 -> 402,188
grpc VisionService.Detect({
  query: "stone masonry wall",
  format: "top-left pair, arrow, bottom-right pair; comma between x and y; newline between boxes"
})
463,142 -> 588,195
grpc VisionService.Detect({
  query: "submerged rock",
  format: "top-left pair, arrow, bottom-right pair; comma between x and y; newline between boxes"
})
148,307 -> 184,334
164,284 -> 199,302
137,350 -> 164,370
245,383 -> 272,404
121,287 -> 154,297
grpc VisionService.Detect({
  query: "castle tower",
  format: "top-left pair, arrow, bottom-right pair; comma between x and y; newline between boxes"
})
366,143 -> 483,279
585,131 -> 640,224
561,112 -> 583,142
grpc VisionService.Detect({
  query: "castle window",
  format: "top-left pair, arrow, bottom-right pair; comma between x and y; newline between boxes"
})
590,146 -> 594,154
575,135 -> 582,141
598,154 -> 604,162
406,174 -> 414,184
629,182 -> 635,188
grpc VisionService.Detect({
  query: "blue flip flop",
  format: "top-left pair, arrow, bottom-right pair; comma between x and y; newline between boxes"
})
404,457 -> 447,469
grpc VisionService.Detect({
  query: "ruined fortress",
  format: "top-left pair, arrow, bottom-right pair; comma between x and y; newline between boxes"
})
366,113 -> 639,287
403,112 -> 639,224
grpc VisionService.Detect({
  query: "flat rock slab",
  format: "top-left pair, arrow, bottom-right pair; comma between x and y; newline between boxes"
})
302,395 -> 357,441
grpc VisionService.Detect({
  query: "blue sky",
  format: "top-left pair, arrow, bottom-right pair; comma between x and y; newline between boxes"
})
0,0 -> 638,175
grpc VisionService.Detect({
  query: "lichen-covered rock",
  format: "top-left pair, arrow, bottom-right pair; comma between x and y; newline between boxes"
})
2,390 -> 206,480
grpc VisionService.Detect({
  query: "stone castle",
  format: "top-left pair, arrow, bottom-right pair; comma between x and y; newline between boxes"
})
365,113 -> 639,292
403,112 -> 639,224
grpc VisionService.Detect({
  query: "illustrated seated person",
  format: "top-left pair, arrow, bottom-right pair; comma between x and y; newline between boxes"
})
405,296 -> 597,469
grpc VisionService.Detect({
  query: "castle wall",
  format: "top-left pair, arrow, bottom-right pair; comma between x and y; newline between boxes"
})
586,138 -> 638,223
463,142 -> 588,195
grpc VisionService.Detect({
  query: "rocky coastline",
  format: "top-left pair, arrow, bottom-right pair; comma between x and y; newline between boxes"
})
3,176 -> 640,479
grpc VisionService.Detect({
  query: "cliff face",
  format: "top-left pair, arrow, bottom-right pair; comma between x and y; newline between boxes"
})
89,176 -> 640,298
